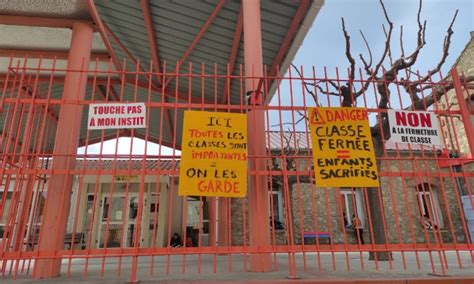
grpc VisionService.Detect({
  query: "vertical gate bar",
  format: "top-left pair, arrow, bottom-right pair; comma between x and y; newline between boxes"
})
263,64 -> 277,272
130,58 -> 144,284
308,66 -> 323,272
217,62 -> 231,252
336,67 -> 352,271
112,59 -> 128,278
32,21 -> 93,279
284,66 -> 299,278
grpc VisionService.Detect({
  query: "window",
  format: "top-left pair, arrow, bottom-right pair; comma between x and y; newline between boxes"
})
82,194 -> 95,238
340,189 -> 366,228
269,190 -> 284,229
149,193 -> 160,231
186,197 -> 209,234
416,183 -> 444,228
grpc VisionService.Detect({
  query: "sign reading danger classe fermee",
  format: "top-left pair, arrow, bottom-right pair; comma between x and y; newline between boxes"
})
309,107 -> 379,187
178,110 -> 247,198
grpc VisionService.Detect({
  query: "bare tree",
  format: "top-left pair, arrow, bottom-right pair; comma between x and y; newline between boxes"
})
290,0 -> 474,261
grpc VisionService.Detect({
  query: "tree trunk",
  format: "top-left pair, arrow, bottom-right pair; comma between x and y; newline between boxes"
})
367,131 -> 392,261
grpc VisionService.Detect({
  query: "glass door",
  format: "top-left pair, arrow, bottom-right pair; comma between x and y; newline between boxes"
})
97,194 -> 139,248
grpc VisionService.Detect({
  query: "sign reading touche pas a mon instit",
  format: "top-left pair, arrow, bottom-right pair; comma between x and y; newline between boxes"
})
88,103 -> 146,130
178,110 -> 247,198
387,109 -> 442,146
309,107 -> 379,188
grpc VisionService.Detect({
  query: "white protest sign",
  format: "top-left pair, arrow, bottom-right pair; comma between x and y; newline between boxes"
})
88,103 -> 147,130
387,109 -> 442,146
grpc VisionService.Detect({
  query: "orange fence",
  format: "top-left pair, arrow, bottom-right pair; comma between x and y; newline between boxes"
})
0,57 -> 473,281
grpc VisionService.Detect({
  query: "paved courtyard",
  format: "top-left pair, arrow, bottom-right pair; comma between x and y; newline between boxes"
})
1,251 -> 474,283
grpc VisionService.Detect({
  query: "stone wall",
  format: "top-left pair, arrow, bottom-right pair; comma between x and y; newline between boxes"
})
438,33 -> 474,157
230,151 -> 471,246
288,151 -> 469,245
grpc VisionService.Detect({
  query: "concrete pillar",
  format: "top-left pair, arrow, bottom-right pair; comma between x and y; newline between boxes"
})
242,0 -> 272,272
33,22 -> 93,279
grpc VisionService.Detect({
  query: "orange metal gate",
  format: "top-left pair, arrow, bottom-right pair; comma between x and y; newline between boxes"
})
0,57 -> 473,282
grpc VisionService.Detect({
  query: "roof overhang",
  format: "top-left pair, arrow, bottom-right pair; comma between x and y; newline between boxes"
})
0,0 -> 324,151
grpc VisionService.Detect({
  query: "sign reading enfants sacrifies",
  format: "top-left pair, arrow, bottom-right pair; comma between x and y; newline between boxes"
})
178,110 -> 247,198
308,107 -> 379,187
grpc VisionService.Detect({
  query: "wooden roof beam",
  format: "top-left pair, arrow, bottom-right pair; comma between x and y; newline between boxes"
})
0,15 -> 93,29
0,48 -> 109,60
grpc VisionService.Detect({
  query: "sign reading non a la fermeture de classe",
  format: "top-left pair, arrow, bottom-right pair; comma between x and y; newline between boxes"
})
387,109 -> 442,146
309,107 -> 379,188
178,110 -> 247,198
88,103 -> 147,130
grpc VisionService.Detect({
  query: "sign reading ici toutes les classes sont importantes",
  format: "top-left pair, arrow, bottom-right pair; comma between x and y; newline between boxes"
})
88,103 -> 146,130
179,110 -> 247,198
309,107 -> 379,188
387,109 -> 442,146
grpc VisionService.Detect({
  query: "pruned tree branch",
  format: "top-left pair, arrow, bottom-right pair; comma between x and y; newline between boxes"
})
413,9 -> 458,86
359,30 -> 372,75
341,17 -> 356,85
382,24 -> 393,65
399,25 -> 405,58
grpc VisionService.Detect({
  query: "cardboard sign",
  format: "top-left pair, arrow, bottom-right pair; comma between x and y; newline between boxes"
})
178,110 -> 247,197
387,110 -> 442,146
88,103 -> 146,130
309,107 -> 379,187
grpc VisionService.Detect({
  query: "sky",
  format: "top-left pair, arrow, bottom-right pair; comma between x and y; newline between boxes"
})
295,0 -> 473,74
79,0 -> 474,155
267,0 -> 473,130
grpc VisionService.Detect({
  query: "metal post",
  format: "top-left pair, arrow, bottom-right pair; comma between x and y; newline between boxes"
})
242,0 -> 272,272
32,22 -> 93,279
